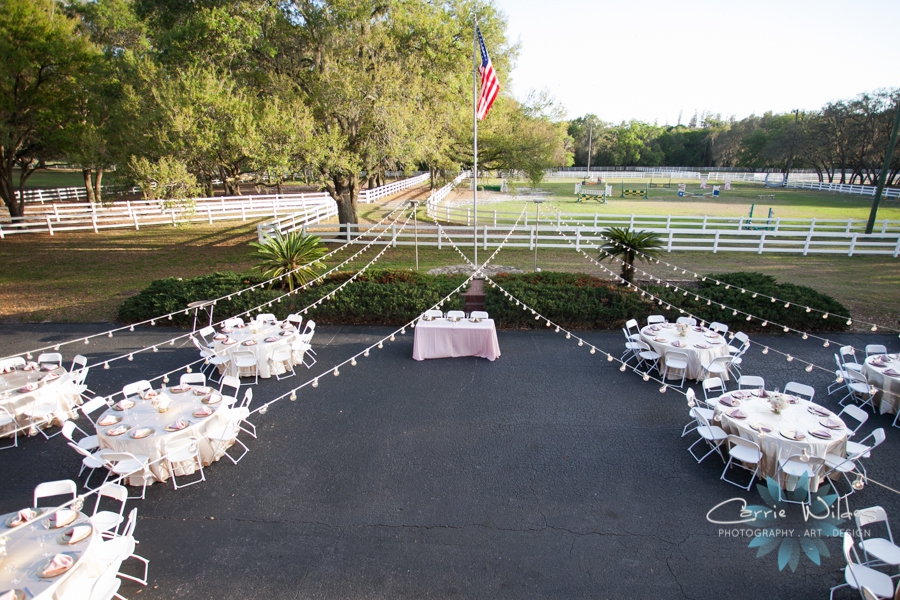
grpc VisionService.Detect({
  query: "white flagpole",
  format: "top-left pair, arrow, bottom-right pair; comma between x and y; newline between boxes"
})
472,14 -> 478,267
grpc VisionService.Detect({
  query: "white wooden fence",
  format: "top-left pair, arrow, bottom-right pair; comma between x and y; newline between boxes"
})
784,180 -> 900,199
308,222 -> 900,257
357,172 -> 430,203
12,185 -> 141,204
0,193 -> 337,238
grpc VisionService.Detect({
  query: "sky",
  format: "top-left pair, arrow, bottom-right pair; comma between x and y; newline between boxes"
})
492,0 -> 900,125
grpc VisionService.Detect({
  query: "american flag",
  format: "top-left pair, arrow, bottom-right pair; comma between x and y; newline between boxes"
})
476,26 -> 499,121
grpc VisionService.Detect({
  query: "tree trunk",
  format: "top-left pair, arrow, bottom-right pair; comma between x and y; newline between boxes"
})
94,169 -> 103,202
82,168 -> 96,204
324,172 -> 359,233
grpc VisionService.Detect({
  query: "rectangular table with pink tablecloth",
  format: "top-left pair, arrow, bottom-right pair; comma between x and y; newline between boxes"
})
412,318 -> 500,361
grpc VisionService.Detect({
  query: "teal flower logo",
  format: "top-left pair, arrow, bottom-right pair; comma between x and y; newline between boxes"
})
745,475 -> 845,572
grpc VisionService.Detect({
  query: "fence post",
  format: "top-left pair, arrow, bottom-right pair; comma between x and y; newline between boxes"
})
467,208 -> 471,227
91,212 -> 98,233
207,206 -> 213,225
738,216 -> 744,231
557,212 -> 561,227
848,233 -> 857,257
882,220 -> 888,234
46,215 -> 53,236
713,231 -> 720,253
666,230 -> 673,252
702,215 -> 707,230
483,224 -> 488,250
133,211 -> 140,231
530,225 -> 535,250
810,217 -> 816,234
758,232 -> 766,254
666,215 -> 671,229
846,219 -> 852,234
774,218 -> 781,233
172,210 -> 177,227
391,223 -> 397,247
0,223 -> 4,239
437,225 -> 442,250
893,236 -> 900,258
803,231 -> 812,256
493,210 -> 497,226
575,226 -> 581,251
593,214 -> 598,228
629,214 -> 635,229
53,204 -> 59,222
241,205 -> 246,221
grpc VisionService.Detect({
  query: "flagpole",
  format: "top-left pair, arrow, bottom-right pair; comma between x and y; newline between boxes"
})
472,13 -> 478,267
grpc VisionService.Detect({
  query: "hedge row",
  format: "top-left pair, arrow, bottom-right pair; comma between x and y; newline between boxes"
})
117,269 -> 850,333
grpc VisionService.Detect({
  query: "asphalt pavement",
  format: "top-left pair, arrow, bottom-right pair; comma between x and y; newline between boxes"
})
1,323 -> 899,599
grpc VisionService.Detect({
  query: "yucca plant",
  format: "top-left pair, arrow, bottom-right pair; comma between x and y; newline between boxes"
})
600,227 -> 663,285
249,231 -> 327,291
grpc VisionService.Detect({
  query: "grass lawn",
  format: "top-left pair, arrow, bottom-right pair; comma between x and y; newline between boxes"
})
13,168 -> 87,189
454,179 -> 900,222
2,212 -> 898,328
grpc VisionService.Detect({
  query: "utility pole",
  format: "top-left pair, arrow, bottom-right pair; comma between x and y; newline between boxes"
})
865,100 -> 900,234
783,109 -> 800,187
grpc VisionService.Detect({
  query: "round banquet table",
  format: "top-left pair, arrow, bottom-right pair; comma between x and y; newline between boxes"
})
640,323 -> 730,381
95,385 -> 230,485
0,507 -> 104,599
861,353 -> 900,415
0,366 -> 81,438
712,390 -> 849,491
212,322 -> 303,379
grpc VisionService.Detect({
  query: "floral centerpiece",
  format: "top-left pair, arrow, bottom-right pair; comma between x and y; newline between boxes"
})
768,393 -> 787,414
676,323 -> 689,337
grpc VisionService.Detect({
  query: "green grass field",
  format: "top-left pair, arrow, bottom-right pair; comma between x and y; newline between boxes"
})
13,168 -> 87,189
456,179 -> 900,222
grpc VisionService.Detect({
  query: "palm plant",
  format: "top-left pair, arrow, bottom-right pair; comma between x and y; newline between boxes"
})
249,231 -> 327,291
600,227 -> 664,285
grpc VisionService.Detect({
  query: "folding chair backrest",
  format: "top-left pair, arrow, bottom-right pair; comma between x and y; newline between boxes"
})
709,322 -> 728,334
34,479 -> 78,508
676,317 -> 696,325
180,373 -> 207,387
855,506 -> 889,530
81,397 -> 110,419
121,508 -> 139,537
0,357 -> 26,371
728,434 -> 760,455
838,404 -> 868,431
446,310 -> 465,319
302,320 -> 316,336
470,311 -> 489,319
286,314 -> 303,326
93,483 -> 128,515
38,353 -> 63,367
423,310 -> 442,319
240,388 -> 253,410
738,375 -> 765,389
625,318 -> 639,331
71,355 -> 88,372
220,376 -> 240,398
122,380 -> 152,398
647,315 -> 665,325
783,382 -> 815,401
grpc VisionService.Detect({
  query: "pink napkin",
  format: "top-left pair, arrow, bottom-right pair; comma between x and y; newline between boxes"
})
41,364 -> 56,371
809,429 -> 832,439
169,419 -> 188,431
758,388 -> 769,398
107,425 -> 128,436
131,427 -> 153,438
731,390 -> 748,399
43,553 -> 74,577
11,508 -> 37,526
223,338 -> 237,345
98,415 -> 119,426
649,326 -> 659,332
671,340 -> 683,347
23,362 -> 39,371
809,405 -> 830,417
823,417 -> 842,429
116,399 -> 135,410
242,340 -> 257,346
142,390 -> 158,399
214,334 -> 227,341
719,396 -> 737,407
65,524 -> 92,544
220,327 -> 233,334
265,336 -> 279,343
54,509 -> 76,528
18,383 -> 38,392
694,343 -> 710,349
235,323 -> 246,329
883,369 -> 900,377
280,331 -> 292,337
729,409 -> 747,419
194,406 -> 213,417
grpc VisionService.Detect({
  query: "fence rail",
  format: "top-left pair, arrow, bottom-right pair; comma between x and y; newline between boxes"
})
357,172 -> 430,203
0,193 -> 337,238
307,222 -> 900,257
12,185 -> 142,204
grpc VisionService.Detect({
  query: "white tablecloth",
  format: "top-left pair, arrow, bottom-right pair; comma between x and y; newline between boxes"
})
0,508 -> 103,599
712,391 -> 849,490
96,387 -> 229,485
212,323 -> 302,379
412,318 -> 501,361
0,367 -> 81,437
861,354 -> 900,415
640,324 -> 730,380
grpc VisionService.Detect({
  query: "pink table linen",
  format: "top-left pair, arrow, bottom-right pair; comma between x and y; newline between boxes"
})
412,318 -> 500,361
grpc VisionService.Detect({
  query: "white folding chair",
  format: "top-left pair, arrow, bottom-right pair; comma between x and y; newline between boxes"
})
90,483 -> 128,539
676,316 -> 696,326
701,356 -> 732,382
783,381 -> 815,402
222,317 -> 244,328
102,452 -> 152,500
34,479 -> 78,508
121,380 -> 152,400
66,443 -> 112,489
708,321 -> 728,335
0,406 -> 18,450
865,345 -> 888,358
621,328 -> 644,364
0,356 -> 26,371
80,396 -> 111,427
632,341 -> 660,376
422,309 -> 443,319
179,372 -> 207,387
232,351 -> 258,385
702,377 -> 727,405
737,375 -> 765,390
37,352 -> 63,368
219,375 -> 240,407
721,435 -> 763,490
682,404 -> 714,438
855,506 -> 900,570
687,411 -> 728,463
446,310 -> 466,319
661,351 -> 688,388
840,346 -> 863,372
271,343 -> 295,380
197,326 -> 217,349
69,355 -> 96,396
286,313 -> 303,328
62,420 -> 99,452
727,332 -> 749,355
846,429 -> 886,473
837,404 -> 868,436
469,311 -> 489,320
236,389 -> 256,439
624,318 -> 642,341
256,313 -> 277,324
207,411 -> 250,465
776,454 -> 825,505
25,393 -> 61,439
297,321 -> 317,367
840,370 -> 875,412
94,508 -> 148,588
163,436 -> 205,490
646,315 -> 665,326
829,532 -> 895,600
85,564 -> 123,600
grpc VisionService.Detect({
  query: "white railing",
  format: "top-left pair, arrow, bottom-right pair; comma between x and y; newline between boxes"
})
547,171 -> 703,180
422,205 -> 900,236
784,180 -> 900,199
424,172 -> 470,212
357,172 -> 430,203
12,185 -> 142,204
0,193 -> 337,238
306,222 -> 900,257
